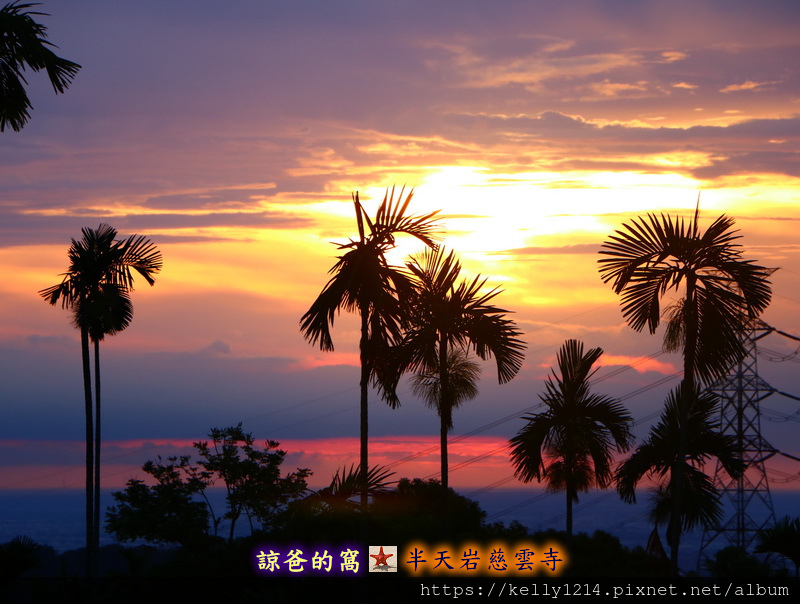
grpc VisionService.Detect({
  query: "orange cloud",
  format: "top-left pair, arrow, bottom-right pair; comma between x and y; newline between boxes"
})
0,436 -> 518,491
589,79 -> 649,98
5,434 -> 800,492
660,51 -> 688,63
720,80 -> 775,93
291,352 -> 361,371
597,355 -> 678,375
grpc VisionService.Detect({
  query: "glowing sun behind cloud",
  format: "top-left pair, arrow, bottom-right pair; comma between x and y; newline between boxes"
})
355,164 -> 713,273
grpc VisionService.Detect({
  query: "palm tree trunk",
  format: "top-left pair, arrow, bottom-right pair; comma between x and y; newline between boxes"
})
93,338 -> 101,553
80,326 -> 95,576
359,302 -> 369,514
228,509 -> 238,545
440,415 -> 449,490
566,488 -> 573,540
439,335 -> 449,490
670,275 -> 698,576
564,446 -> 575,540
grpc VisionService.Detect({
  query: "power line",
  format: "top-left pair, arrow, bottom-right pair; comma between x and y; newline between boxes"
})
400,366 -> 681,496
758,345 -> 800,364
466,475 -> 517,496
394,366 -> 679,479
762,406 -> 800,423
485,491 -> 553,522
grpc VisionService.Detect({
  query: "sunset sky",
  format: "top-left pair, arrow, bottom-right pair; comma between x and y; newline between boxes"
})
2,0 -> 800,499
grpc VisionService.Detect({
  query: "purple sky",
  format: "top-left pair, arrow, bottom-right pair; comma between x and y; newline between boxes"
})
1,0 -> 799,494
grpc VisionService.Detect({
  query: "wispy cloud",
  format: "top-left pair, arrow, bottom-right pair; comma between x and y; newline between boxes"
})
3,0 -> 800,486
720,80 -> 777,93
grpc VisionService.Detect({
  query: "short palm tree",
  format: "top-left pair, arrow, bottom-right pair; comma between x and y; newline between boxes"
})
598,206 -> 772,572
755,516 -> 800,578
308,464 -> 396,515
509,339 -> 633,538
300,187 -> 439,510
411,348 -> 480,487
0,1 -> 81,131
383,247 -> 525,489
40,224 -> 162,562
615,384 -> 744,569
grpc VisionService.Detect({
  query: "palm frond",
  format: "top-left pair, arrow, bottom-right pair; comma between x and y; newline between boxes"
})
119,233 -> 163,287
411,348 -> 480,430
462,310 -> 525,384
755,516 -> 800,571
616,440 -> 667,504
0,1 -> 81,131
300,248 -> 409,352
650,468 -> 724,533
399,246 -> 526,385
373,186 -> 441,250
615,384 -> 743,529
40,224 -> 160,339
309,464 -> 396,512
509,412 -> 553,483
81,284 -> 133,341
300,188 -> 440,355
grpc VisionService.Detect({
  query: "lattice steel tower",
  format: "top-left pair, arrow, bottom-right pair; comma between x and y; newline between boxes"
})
697,322 -> 779,566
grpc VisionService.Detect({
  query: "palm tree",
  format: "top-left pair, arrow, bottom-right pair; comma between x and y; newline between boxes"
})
598,206 -> 772,571
615,385 -> 744,571
0,1 -> 81,131
755,516 -> 800,578
40,224 -> 162,564
411,348 -> 480,487
509,339 -> 632,538
307,464 -> 396,515
380,247 -> 525,488
300,187 -> 439,510
598,207 -> 773,391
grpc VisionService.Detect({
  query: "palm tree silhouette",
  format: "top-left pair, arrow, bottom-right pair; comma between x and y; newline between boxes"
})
307,464 -> 396,515
615,385 -> 744,562
300,187 -> 439,509
383,247 -> 525,489
509,339 -> 632,538
0,1 -> 81,131
411,348 -> 480,488
598,206 -> 772,572
40,224 -> 161,565
755,516 -> 800,578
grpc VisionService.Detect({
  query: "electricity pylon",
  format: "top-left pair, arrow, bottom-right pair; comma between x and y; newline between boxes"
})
698,321 -> 778,566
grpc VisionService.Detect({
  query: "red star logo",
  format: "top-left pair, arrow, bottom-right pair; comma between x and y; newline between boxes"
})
370,546 -> 393,566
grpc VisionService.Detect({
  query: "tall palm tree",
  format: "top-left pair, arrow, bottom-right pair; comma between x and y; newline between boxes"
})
0,1 -> 81,132
616,385 -> 744,567
598,207 -> 773,391
40,224 -> 162,564
85,276 -> 131,555
598,206 -> 772,572
300,187 -> 439,510
383,247 -> 526,489
411,348 -> 480,486
509,339 -> 632,538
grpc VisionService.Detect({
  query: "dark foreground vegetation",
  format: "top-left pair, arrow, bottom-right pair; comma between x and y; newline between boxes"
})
3,424 -> 796,600
2,484 -> 793,583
